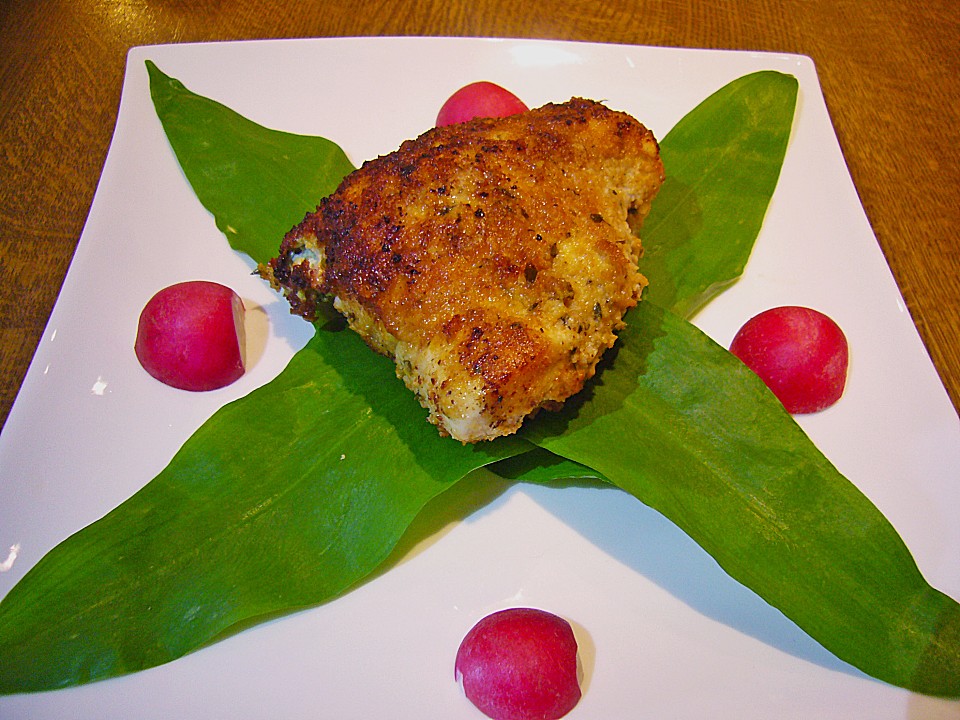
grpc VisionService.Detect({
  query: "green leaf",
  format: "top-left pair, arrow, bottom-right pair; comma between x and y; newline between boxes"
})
4,61 -> 957,702
490,446 -> 607,485
146,60 -> 356,266
522,301 -> 960,697
0,326 -> 526,693
640,71 -> 798,317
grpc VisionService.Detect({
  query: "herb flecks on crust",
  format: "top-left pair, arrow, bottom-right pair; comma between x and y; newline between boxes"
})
261,99 -> 664,442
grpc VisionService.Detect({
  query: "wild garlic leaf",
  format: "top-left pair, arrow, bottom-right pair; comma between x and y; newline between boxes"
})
147,60 -> 356,266
639,70 -> 797,318
522,301 -> 960,697
0,323 -> 526,693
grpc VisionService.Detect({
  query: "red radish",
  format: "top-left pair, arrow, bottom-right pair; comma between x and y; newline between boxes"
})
729,305 -> 848,414
436,82 -> 529,127
135,280 -> 246,392
455,608 -> 581,720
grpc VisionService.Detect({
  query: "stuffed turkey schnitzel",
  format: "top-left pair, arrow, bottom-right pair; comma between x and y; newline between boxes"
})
259,98 -> 664,442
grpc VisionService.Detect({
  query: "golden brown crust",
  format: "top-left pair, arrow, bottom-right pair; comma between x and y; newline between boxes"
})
262,98 -> 664,442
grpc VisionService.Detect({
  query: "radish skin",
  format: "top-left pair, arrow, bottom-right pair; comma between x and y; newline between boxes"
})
729,305 -> 848,414
455,608 -> 581,720
436,82 -> 529,127
135,281 -> 246,392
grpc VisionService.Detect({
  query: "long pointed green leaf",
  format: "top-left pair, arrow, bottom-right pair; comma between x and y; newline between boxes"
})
640,71 -> 797,317
4,61 -> 956,703
0,327 -> 524,693
522,301 -> 960,697
147,60 -> 356,265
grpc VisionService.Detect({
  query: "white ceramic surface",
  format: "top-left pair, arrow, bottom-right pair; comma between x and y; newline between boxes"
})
1,37 -> 958,719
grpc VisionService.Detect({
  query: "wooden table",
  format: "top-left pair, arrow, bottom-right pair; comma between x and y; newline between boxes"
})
1,0 -> 958,428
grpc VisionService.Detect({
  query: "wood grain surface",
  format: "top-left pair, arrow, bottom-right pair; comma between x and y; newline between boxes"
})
1,0 -> 958,429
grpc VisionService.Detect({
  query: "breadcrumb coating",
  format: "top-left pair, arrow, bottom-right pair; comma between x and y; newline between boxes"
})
260,98 -> 664,442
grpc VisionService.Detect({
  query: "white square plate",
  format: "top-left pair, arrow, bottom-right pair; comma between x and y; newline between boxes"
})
1,37 -> 958,719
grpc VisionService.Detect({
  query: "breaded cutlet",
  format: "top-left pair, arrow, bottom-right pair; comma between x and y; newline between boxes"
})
260,98 -> 664,442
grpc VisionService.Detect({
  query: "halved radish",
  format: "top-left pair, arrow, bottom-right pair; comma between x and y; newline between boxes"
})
135,280 -> 246,392
455,608 -> 581,720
